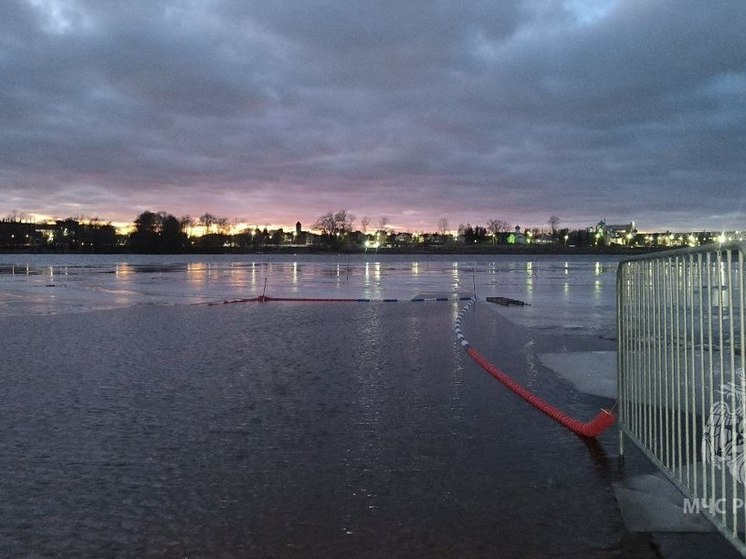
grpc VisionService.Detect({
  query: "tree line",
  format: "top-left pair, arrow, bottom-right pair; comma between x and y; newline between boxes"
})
311,210 -> 567,247
1,209 -> 720,253
129,211 -> 291,252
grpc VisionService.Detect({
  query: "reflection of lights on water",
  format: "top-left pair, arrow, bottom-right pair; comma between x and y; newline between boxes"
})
594,262 -> 602,276
452,262 -> 460,290
412,262 -> 419,276
292,262 -> 298,285
450,300 -> 461,325
186,262 -> 211,285
116,263 -> 134,277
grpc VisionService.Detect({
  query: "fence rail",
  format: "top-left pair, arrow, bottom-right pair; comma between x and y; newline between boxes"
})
617,241 -> 746,555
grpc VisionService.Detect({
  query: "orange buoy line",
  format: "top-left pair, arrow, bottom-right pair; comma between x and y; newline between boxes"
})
455,299 -> 615,438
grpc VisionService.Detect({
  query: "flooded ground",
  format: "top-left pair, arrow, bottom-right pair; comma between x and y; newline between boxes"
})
2,300 -> 634,558
1,254 -> 740,557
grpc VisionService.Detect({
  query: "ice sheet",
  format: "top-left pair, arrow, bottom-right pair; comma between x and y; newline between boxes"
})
0,254 -> 621,341
538,351 -> 617,399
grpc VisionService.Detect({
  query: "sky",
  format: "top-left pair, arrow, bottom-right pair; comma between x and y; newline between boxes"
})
1,0 -> 745,233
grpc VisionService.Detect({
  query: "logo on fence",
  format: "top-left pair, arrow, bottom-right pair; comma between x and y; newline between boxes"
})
702,368 -> 746,483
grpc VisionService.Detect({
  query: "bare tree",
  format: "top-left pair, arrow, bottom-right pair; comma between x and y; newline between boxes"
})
215,217 -> 230,235
199,213 -> 216,234
378,216 -> 389,233
548,215 -> 561,236
360,216 -> 370,234
313,210 -> 355,238
437,218 -> 449,236
487,219 -> 510,243
488,219 -> 510,233
179,215 -> 194,233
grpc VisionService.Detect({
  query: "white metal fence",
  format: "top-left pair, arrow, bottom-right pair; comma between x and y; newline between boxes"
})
617,242 -> 746,554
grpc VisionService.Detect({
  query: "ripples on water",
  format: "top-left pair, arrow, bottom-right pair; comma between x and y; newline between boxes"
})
2,301 -> 631,557
0,254 -> 631,557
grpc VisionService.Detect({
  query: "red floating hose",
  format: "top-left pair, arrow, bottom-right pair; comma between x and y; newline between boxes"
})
465,345 -> 615,437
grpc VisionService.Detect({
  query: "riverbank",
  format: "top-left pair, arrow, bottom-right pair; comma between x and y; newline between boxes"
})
0,243 -> 667,256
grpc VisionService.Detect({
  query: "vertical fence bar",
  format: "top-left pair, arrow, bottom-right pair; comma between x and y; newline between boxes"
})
654,259 -> 663,460
629,267 -> 640,438
688,254 -> 697,494
739,250 -> 746,540
727,249 -> 737,536
640,261 -> 646,444
648,261 -> 657,455
640,262 -> 653,446
618,264 -> 626,458
664,257 -> 672,470
660,258 -> 666,469
634,263 -> 642,442
672,256 -> 683,482
683,255 -> 691,489
698,252 -> 707,501
717,249 -> 727,528
707,251 -> 716,518
638,262 -> 645,443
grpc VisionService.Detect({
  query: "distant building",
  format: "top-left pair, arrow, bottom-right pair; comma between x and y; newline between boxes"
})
533,233 -> 554,244
507,225 -> 527,245
0,219 -> 116,251
392,232 -> 414,246
592,220 -> 636,246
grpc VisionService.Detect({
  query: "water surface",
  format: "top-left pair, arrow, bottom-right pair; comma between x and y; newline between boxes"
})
0,253 -> 637,557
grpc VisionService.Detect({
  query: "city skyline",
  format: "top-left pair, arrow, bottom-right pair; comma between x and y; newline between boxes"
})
2,1 -> 745,233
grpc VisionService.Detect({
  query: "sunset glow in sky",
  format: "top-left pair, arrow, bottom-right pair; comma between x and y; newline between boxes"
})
2,0 -> 745,232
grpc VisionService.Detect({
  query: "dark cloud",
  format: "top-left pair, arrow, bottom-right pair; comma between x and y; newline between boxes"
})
1,0 -> 744,231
